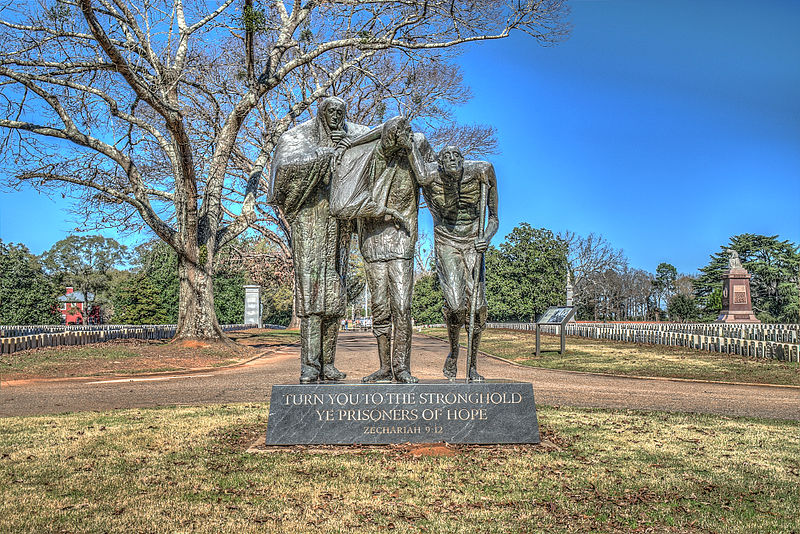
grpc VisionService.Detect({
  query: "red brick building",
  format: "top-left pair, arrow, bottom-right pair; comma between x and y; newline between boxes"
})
58,287 -> 95,324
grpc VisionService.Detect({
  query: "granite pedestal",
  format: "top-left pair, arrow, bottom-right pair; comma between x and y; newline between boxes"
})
716,268 -> 760,323
266,380 -> 540,445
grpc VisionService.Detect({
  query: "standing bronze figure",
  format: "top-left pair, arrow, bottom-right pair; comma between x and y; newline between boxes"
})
329,116 -> 430,383
420,146 -> 499,381
268,97 -> 369,383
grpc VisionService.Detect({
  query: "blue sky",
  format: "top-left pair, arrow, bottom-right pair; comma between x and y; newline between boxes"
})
419,0 -> 799,274
1,0 -> 798,275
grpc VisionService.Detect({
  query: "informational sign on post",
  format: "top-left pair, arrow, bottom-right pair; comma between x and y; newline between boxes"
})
535,306 -> 576,357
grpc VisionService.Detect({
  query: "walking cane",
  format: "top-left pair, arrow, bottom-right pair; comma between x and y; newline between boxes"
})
466,179 -> 488,378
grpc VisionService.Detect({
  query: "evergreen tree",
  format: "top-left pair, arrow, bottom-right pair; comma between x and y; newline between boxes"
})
653,262 -> 677,317
0,241 -> 61,325
111,274 -> 171,324
213,270 -> 246,325
667,293 -> 700,323
112,241 -> 179,324
485,224 -> 568,322
412,273 -> 445,325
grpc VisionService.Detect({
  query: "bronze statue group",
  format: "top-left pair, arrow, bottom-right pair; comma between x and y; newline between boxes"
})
269,97 -> 499,384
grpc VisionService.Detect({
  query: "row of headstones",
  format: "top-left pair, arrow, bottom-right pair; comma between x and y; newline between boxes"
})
567,322 -> 800,343
489,321 -> 800,344
0,324 -> 256,355
0,323 -> 258,339
489,322 -> 799,363
0,324 -> 177,338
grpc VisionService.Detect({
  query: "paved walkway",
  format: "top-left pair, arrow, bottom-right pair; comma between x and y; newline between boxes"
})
1,332 -> 798,420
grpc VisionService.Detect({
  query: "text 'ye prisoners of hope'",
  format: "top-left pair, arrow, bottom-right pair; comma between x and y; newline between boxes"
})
282,391 -> 523,407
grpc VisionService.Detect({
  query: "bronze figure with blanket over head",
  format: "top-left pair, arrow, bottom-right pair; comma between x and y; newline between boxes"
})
268,97 -> 370,383
330,116 -> 432,383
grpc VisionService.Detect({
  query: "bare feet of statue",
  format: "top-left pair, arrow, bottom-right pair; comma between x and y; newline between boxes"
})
467,367 -> 484,382
442,354 -> 458,379
322,364 -> 346,381
394,370 -> 419,384
361,368 -> 393,383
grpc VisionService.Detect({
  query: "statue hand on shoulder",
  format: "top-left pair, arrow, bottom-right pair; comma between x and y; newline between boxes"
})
329,129 -> 346,144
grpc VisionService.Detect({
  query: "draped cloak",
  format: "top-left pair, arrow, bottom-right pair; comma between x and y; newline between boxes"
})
330,133 -> 430,262
268,116 -> 369,317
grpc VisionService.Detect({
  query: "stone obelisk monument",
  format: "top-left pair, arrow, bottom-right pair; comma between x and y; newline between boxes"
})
566,271 -> 575,323
715,250 -> 760,324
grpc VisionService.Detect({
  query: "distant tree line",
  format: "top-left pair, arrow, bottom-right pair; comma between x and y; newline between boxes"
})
1,230 -> 797,327
0,235 -> 263,326
410,228 -> 799,325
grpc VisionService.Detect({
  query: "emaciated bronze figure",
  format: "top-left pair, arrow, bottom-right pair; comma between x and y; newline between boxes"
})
420,146 -> 499,381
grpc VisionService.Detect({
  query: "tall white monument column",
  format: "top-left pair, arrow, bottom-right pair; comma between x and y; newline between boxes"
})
244,285 -> 262,328
566,271 -> 575,323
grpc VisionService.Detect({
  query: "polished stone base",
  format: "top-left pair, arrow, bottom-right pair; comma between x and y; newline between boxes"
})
716,311 -> 760,323
265,380 -> 540,445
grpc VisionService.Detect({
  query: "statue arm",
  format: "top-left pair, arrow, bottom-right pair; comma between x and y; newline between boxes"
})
346,125 -> 382,149
408,138 -> 427,185
484,163 -> 499,244
474,163 -> 498,252
334,124 -> 380,162
410,133 -> 435,186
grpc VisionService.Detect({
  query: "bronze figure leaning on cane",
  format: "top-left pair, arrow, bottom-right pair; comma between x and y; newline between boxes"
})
419,146 -> 499,381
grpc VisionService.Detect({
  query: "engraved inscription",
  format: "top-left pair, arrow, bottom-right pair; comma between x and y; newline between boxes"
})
733,285 -> 747,304
266,383 -> 540,445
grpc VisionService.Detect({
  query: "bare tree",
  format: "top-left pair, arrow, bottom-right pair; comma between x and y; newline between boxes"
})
675,274 -> 696,297
0,0 -> 568,340
414,230 -> 435,278
216,237 -> 294,325
560,231 -> 627,319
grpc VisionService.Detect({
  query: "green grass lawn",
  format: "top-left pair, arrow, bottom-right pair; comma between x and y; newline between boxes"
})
1,403 -> 798,533
423,328 -> 800,386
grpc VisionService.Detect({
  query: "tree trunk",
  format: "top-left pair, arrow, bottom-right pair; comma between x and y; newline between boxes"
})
174,253 -> 227,341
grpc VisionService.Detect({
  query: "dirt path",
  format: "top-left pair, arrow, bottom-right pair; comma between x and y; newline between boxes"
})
2,332 -> 798,419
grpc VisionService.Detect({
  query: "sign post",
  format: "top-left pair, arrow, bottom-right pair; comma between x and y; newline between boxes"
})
534,306 -> 576,357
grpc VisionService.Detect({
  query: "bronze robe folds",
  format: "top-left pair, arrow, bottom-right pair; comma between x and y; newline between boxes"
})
268,116 -> 369,318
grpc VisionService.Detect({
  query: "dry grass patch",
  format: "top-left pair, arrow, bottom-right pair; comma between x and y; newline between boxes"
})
423,328 -> 800,386
1,403 -> 798,533
0,329 -> 299,381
